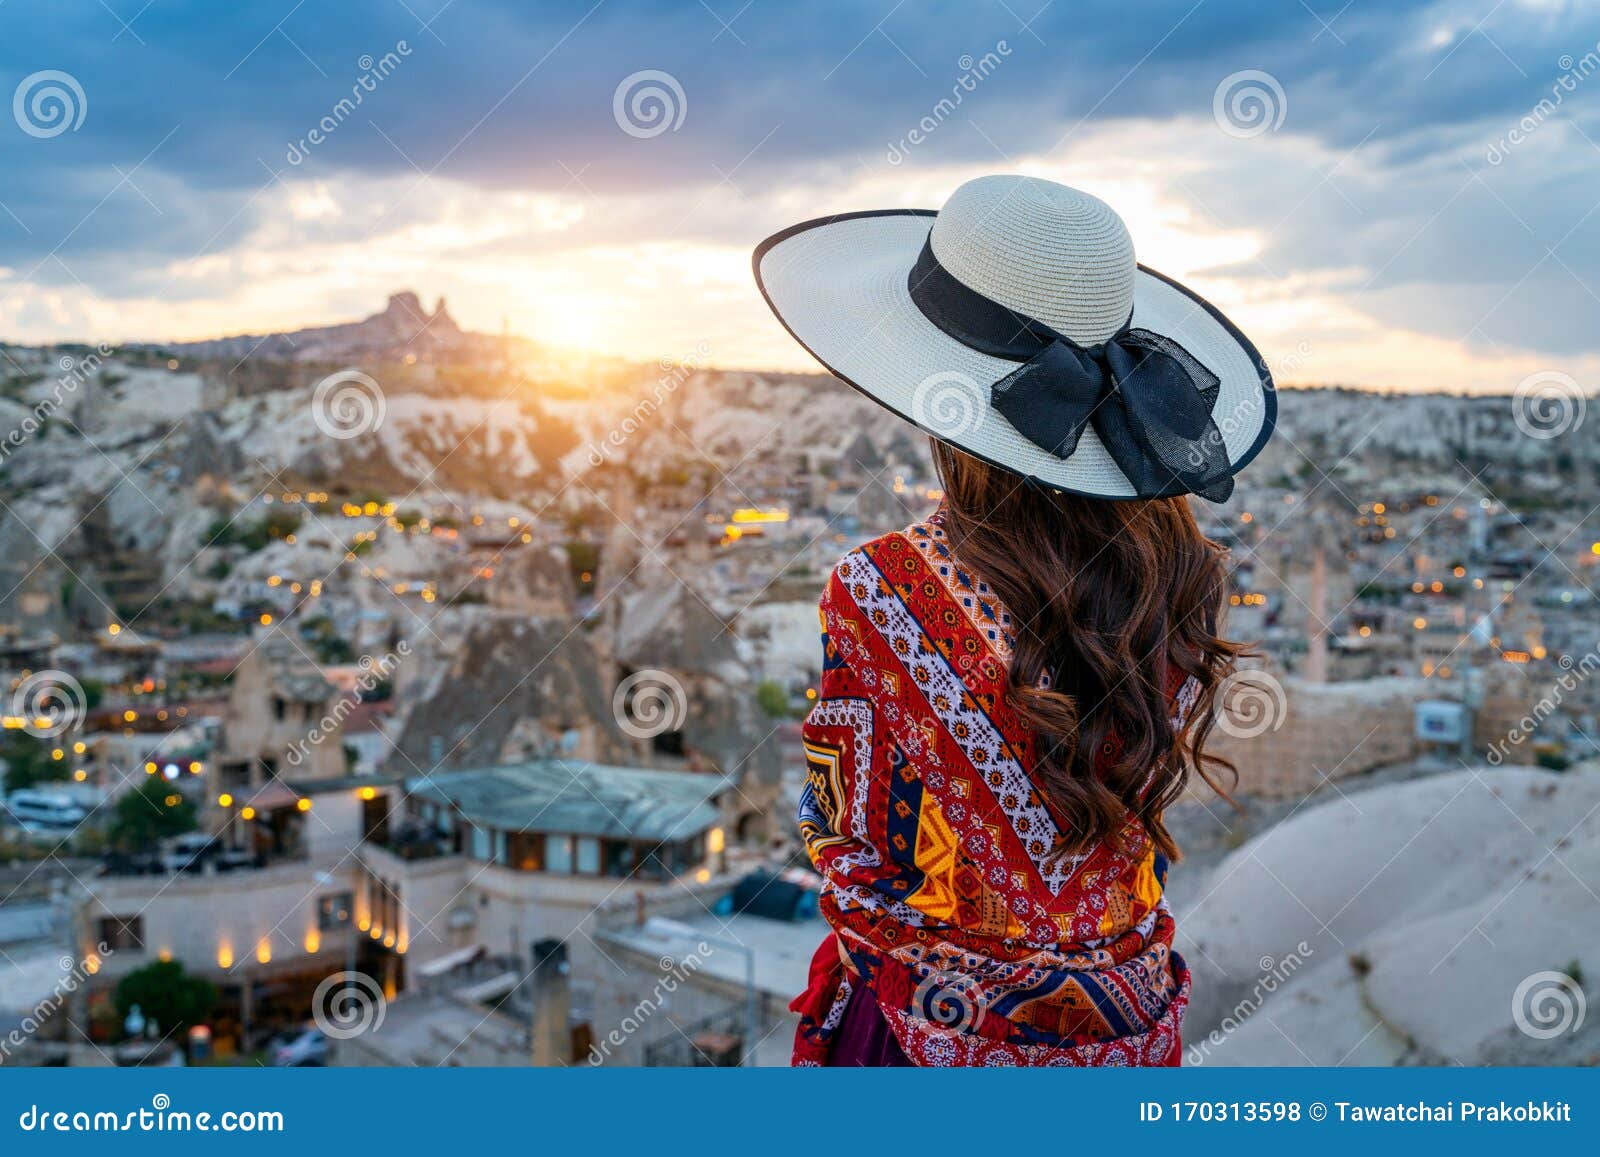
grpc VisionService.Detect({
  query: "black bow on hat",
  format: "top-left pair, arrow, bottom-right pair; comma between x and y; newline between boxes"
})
908,235 -> 1234,502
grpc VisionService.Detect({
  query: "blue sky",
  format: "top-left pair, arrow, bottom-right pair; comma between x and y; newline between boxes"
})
1,0 -> 1598,389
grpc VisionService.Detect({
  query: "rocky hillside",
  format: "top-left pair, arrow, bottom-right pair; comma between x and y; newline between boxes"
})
2,312 -> 1594,608
1258,387 -> 1598,495
1179,765 -> 1600,1066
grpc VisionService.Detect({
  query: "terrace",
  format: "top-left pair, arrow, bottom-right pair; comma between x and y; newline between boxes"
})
398,759 -> 729,882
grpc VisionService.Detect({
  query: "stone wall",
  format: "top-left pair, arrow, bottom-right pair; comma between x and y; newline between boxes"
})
1204,675 -> 1434,800
1204,661 -> 1549,800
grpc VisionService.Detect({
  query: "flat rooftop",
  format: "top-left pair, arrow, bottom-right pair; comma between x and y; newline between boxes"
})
599,909 -> 823,1001
408,760 -> 725,842
336,992 -> 526,1067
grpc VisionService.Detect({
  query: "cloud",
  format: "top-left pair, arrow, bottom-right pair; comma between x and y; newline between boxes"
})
1,0 -> 1597,383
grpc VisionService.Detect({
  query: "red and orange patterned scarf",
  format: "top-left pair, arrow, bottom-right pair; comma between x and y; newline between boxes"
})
791,509 -> 1190,1066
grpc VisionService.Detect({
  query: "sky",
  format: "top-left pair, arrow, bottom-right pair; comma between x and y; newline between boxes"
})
1,0 -> 1598,391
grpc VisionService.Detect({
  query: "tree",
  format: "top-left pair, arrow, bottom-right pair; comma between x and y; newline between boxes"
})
108,778 -> 197,851
1,733 -> 68,793
114,961 -> 216,1040
202,509 -> 301,553
564,541 -> 600,584
756,680 -> 790,719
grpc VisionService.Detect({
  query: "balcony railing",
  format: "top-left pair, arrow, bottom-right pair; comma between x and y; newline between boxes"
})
97,845 -> 308,878
366,821 -> 456,861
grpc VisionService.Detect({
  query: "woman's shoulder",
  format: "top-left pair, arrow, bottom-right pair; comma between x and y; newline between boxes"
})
821,508 -> 949,601
821,507 -> 1015,657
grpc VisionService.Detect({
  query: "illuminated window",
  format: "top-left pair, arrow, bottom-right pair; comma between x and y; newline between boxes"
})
508,832 -> 544,871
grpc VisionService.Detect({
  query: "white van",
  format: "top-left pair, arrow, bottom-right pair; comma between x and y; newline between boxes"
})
3,790 -> 89,834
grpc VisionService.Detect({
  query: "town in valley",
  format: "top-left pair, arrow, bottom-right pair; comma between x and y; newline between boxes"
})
2,293 -> 1597,1067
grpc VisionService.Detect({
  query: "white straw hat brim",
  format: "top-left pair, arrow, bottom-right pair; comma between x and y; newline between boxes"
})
754,210 -> 1275,499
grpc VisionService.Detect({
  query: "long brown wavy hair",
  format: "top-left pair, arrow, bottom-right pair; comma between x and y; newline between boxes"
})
931,439 -> 1245,861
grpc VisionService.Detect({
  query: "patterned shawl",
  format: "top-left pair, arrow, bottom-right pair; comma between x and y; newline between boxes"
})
791,509 -> 1190,1066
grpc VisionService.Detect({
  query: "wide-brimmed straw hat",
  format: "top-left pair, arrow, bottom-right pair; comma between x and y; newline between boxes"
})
753,174 -> 1275,502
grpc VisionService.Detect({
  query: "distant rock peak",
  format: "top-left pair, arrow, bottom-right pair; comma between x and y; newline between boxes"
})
379,291 -> 457,333
386,291 -> 424,317
162,289 -> 472,364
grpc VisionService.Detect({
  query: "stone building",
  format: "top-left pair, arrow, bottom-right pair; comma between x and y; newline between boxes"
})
209,628 -> 348,860
1208,674 -> 1435,800
214,628 -> 345,788
609,582 -> 785,842
1209,659 -> 1550,800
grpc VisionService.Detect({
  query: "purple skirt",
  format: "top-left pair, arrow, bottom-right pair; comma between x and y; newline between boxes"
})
825,978 -> 912,1067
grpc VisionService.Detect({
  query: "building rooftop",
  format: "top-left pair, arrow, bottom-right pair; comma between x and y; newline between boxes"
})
336,991 -> 528,1067
252,629 -> 336,703
598,909 -> 823,1001
287,772 -> 403,795
407,760 -> 725,842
